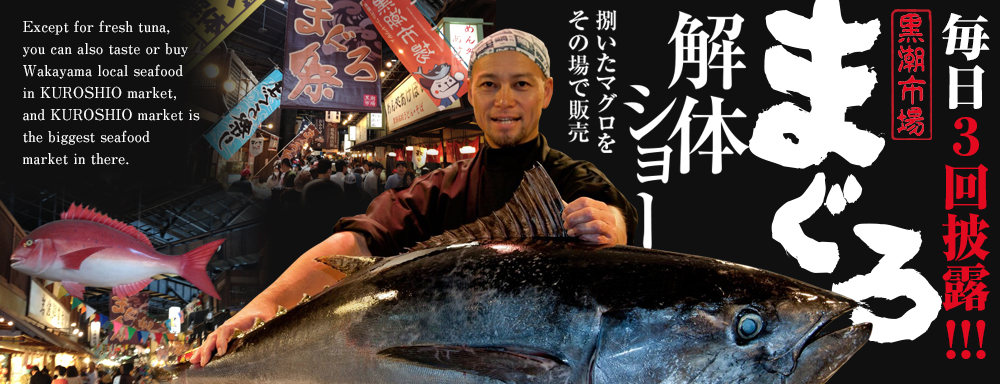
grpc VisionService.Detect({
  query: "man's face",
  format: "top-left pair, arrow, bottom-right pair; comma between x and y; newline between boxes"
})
469,51 -> 553,148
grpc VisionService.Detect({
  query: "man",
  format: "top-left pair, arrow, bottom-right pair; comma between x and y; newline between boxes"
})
29,366 -> 51,384
228,169 -> 254,198
362,162 -> 383,201
278,158 -> 294,186
330,160 -> 349,189
384,162 -> 406,190
194,28 -> 637,366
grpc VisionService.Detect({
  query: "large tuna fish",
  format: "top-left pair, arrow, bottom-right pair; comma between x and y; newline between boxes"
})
180,167 -> 869,384
9,204 -> 222,299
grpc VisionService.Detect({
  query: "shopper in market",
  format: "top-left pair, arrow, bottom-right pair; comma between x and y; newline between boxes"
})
193,28 -> 636,367
50,367 -> 66,384
29,366 -> 50,384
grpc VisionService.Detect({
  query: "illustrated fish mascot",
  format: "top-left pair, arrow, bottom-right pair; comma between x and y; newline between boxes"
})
415,63 -> 465,110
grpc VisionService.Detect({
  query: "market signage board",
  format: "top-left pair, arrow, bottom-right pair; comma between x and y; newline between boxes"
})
205,69 -> 282,159
282,0 -> 382,112
386,75 -> 459,131
362,0 -> 469,111
181,0 -> 267,72
28,280 -> 70,329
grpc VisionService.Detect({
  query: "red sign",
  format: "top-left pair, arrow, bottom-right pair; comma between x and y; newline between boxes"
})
361,0 -> 469,110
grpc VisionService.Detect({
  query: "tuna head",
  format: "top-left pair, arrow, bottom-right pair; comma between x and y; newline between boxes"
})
10,236 -> 58,275
589,252 -> 872,384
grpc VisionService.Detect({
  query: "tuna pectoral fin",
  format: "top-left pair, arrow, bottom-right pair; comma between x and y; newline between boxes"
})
113,278 -> 152,298
61,247 -> 108,270
62,281 -> 86,299
315,255 -> 379,275
378,345 -> 569,382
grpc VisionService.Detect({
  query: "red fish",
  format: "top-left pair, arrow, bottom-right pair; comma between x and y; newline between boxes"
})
9,203 -> 222,299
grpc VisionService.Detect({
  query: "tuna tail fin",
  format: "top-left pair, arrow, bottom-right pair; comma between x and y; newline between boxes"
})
179,239 -> 225,299
410,164 -> 568,251
315,255 -> 380,275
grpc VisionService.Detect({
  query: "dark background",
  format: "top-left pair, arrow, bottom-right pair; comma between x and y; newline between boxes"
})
500,0 -> 991,382
8,0 -> 991,382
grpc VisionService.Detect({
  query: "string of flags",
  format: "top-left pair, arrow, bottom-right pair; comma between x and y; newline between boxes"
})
58,285 -> 187,347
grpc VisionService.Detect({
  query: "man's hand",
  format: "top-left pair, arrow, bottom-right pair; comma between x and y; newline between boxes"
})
191,303 -> 272,368
190,231 -> 369,367
562,197 -> 628,245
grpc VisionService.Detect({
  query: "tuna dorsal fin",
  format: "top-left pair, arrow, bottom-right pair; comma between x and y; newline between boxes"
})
410,164 -> 567,251
378,345 -> 570,382
62,203 -> 153,248
314,255 -> 380,275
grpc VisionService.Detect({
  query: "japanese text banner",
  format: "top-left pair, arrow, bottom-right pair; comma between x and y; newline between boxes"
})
282,0 -> 382,112
362,0 -> 469,110
182,0 -> 267,72
205,69 -> 282,159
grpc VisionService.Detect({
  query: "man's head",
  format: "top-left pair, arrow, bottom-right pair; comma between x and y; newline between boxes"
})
373,162 -> 384,178
469,29 -> 553,149
280,158 -> 292,172
315,159 -> 333,178
395,162 -> 406,173
240,169 -> 251,180
335,160 -> 347,174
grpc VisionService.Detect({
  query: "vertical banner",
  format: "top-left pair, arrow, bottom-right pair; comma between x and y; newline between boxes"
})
181,0 -> 268,72
205,69 -> 283,159
282,0 -> 382,112
362,0 -> 469,111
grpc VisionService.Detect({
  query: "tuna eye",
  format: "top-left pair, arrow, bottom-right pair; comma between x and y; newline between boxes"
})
736,311 -> 764,340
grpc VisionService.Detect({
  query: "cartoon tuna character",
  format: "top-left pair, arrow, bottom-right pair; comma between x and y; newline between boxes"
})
416,63 -> 465,110
10,203 -> 223,299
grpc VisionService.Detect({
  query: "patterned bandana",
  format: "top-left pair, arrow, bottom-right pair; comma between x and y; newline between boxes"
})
469,29 -> 550,78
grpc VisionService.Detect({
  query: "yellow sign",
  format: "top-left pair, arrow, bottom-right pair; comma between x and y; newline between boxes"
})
181,0 -> 267,72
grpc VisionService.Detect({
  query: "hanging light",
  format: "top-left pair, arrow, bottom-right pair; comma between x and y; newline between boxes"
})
426,148 -> 439,156
460,146 -> 476,154
223,79 -> 236,92
405,146 -> 413,151
387,152 -> 396,157
204,64 -> 220,78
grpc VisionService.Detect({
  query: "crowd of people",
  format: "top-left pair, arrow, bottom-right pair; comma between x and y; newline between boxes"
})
257,155 -> 432,286
266,156 -> 427,215
25,362 -> 135,384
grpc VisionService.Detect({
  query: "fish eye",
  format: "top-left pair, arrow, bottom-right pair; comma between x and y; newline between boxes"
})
24,239 -> 33,247
736,310 -> 764,341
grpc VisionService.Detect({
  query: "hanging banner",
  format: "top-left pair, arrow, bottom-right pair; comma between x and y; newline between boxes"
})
205,69 -> 283,159
281,124 -> 321,160
249,137 -> 265,157
181,0 -> 268,72
362,0 -> 469,111
282,0 -> 382,112
326,111 -> 342,123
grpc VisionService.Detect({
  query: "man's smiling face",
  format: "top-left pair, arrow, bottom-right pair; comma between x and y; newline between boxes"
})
469,51 -> 553,148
